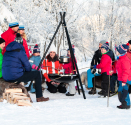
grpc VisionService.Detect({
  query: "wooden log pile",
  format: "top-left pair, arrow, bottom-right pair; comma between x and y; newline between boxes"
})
3,88 -> 32,106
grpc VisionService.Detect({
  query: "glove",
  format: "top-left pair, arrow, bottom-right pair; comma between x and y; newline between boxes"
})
41,64 -> 44,69
32,64 -> 40,71
91,68 -> 96,74
93,65 -> 97,69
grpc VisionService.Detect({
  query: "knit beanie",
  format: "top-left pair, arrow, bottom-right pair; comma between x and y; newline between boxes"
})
0,38 -> 5,44
116,43 -> 129,55
49,44 -> 57,53
101,42 -> 109,51
15,33 -> 23,45
33,44 -> 40,53
9,21 -> 19,28
18,25 -> 25,30
99,40 -> 107,45
67,45 -> 75,53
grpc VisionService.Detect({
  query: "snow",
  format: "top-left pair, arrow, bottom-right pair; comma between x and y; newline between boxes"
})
0,62 -> 131,125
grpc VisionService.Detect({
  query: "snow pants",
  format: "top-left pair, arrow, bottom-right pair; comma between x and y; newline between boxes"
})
118,81 -> 130,106
87,69 -> 101,88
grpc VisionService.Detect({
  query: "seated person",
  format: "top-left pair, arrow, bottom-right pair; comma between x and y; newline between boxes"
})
0,38 -> 5,78
42,44 -> 67,93
62,45 -> 76,96
2,37 -> 49,102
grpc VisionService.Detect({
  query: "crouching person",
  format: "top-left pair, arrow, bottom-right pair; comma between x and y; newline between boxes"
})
93,42 -> 112,97
2,41 -> 49,102
42,44 -> 67,93
115,44 -> 131,109
0,38 -> 5,78
62,46 -> 76,96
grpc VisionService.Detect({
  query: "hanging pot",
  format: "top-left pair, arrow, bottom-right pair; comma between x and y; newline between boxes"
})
59,49 -> 70,63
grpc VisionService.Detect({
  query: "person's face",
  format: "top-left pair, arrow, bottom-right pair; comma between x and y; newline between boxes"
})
67,50 -> 70,56
129,44 -> 131,50
0,42 -> 5,50
99,43 -> 102,50
34,52 -> 40,56
50,51 -> 56,59
116,50 -> 120,56
101,48 -> 107,54
12,26 -> 19,32
19,30 -> 25,35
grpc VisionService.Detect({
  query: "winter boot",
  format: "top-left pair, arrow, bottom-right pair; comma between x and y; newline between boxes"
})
98,90 -> 103,95
88,88 -> 96,94
117,101 -> 130,109
66,92 -> 75,96
37,97 -> 49,102
30,83 -> 36,93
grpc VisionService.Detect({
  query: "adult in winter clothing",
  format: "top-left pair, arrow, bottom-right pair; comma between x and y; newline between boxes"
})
18,25 -> 30,58
0,38 -> 5,78
1,21 -> 19,55
93,42 -> 113,97
88,40 -> 115,94
42,44 -> 67,93
62,45 -> 76,96
2,40 -> 49,102
29,44 -> 41,93
116,44 -> 131,109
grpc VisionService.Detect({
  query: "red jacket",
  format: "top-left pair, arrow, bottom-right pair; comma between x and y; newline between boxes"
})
1,27 -> 16,55
96,53 -> 112,75
116,54 -> 131,83
112,60 -> 117,74
62,57 -> 77,74
23,38 -> 30,58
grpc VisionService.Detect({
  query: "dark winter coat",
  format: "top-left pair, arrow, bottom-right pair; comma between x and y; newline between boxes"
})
91,49 -> 115,69
2,41 -> 31,81
96,51 -> 112,75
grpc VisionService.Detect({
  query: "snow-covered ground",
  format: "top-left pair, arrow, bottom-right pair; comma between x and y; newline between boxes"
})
0,61 -> 131,125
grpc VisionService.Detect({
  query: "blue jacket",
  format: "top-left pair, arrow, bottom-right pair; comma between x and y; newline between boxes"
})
29,55 -> 41,71
2,41 -> 31,81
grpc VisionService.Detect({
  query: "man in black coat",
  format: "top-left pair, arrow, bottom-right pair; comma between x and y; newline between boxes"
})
88,40 -> 115,94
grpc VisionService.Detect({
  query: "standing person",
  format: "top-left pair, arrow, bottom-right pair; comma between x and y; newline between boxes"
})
2,40 -> 49,102
18,25 -> 30,58
88,40 -> 115,94
62,45 -> 76,96
42,44 -> 67,94
115,44 -> 131,109
29,44 -> 41,93
0,38 -> 5,78
93,42 -> 113,97
1,21 -> 19,55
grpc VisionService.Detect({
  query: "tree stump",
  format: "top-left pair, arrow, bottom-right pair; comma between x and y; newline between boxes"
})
0,78 -> 32,102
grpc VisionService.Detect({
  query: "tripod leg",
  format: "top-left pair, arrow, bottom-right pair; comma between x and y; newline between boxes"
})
76,80 -> 80,95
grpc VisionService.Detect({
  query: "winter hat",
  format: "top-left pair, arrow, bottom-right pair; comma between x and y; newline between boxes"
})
116,43 -> 129,55
99,40 -> 107,45
14,33 -> 23,45
33,44 -> 40,53
128,40 -> 131,44
67,45 -> 75,53
49,44 -> 57,53
9,21 -> 19,28
0,38 -> 5,44
101,42 -> 109,51
18,25 -> 25,30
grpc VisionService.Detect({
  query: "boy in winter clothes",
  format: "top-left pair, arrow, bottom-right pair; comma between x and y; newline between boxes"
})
115,44 -> 131,109
29,44 -> 41,93
62,45 -> 76,96
0,38 -> 5,78
93,42 -> 113,97
1,21 -> 19,55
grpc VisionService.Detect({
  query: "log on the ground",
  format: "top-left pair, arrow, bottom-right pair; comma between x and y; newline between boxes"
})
0,78 -> 32,102
17,100 -> 32,106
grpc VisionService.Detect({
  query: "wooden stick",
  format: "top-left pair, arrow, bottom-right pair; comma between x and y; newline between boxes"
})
5,88 -> 22,93
17,100 -> 32,106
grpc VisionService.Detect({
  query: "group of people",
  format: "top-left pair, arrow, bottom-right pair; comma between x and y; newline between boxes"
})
88,40 -> 131,109
0,21 -> 77,102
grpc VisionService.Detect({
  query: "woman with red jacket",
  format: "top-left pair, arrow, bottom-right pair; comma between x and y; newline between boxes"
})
115,44 -> 131,109
62,46 -> 76,96
93,42 -> 112,97
18,25 -> 30,58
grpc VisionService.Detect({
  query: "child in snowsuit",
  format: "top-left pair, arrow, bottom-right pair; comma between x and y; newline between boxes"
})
62,45 -> 76,96
93,42 -> 112,97
115,44 -> 131,109
29,44 -> 41,93
0,38 -> 5,78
